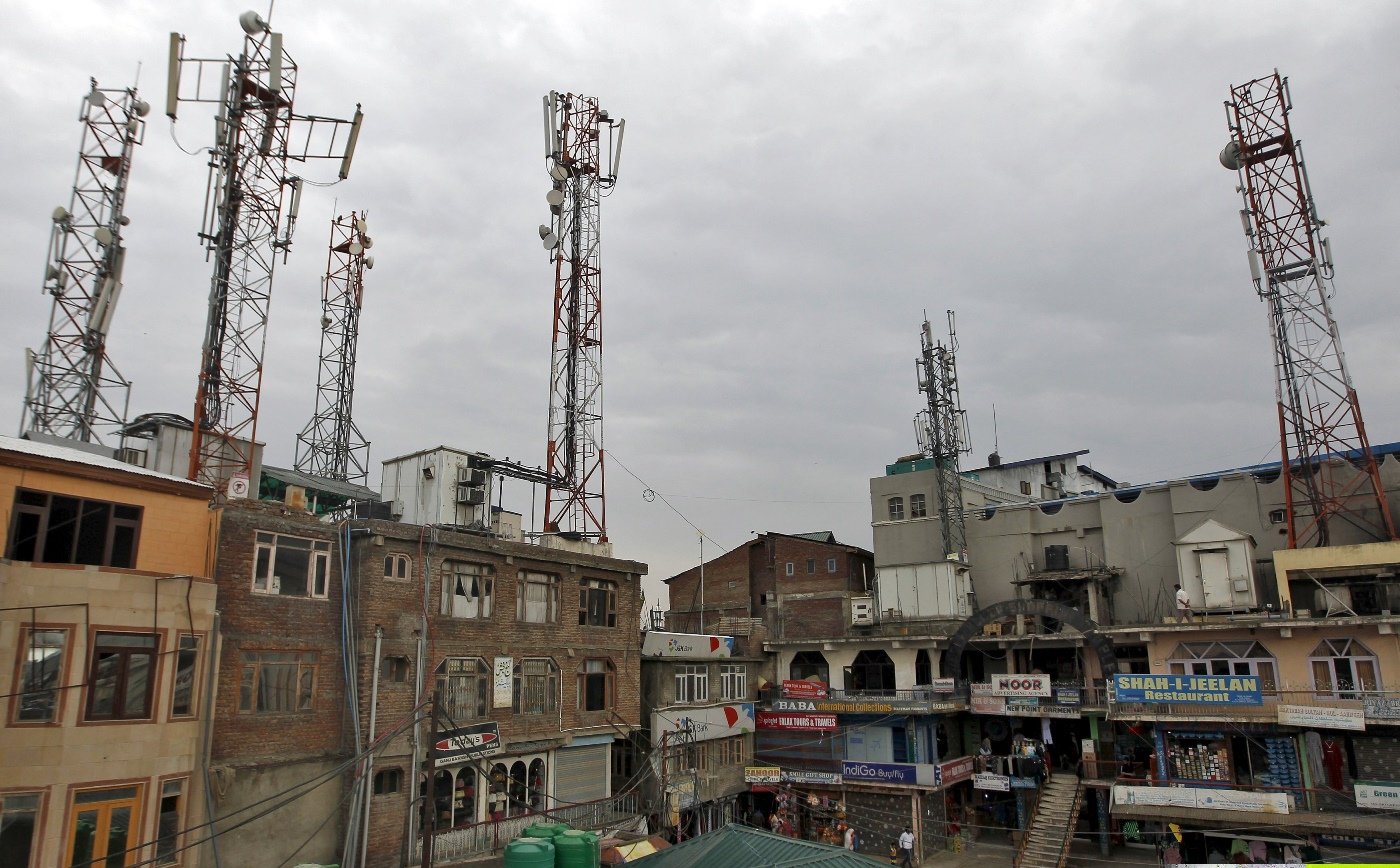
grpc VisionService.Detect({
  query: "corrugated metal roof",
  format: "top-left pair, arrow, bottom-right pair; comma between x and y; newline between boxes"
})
0,434 -> 210,489
631,824 -> 888,867
260,465 -> 379,502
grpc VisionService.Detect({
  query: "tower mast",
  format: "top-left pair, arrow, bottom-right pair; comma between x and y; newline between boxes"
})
915,311 -> 971,561
22,80 -> 148,445
294,212 -> 372,483
539,91 -> 624,541
167,10 -> 363,495
1221,71 -> 1395,547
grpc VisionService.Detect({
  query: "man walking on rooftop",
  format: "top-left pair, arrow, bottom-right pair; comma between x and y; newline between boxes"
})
1174,583 -> 1194,623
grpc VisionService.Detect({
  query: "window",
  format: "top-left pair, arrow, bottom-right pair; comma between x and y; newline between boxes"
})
720,663 -> 747,700
846,649 -> 896,693
784,562 -> 794,576
1310,639 -> 1379,698
380,656 -> 411,683
1020,480 -> 1032,495
579,578 -> 618,627
253,532 -> 331,598
0,792 -> 39,868
1167,641 -> 1277,693
579,659 -> 615,712
384,554 -> 412,581
437,658 -> 489,721
910,493 -> 927,518
374,769 -> 402,795
87,632 -> 157,721
171,635 -> 200,717
68,786 -> 142,868
513,658 -> 558,715
6,488 -> 141,567
239,651 -> 318,713
790,651 -> 829,682
727,580 -> 737,589
675,664 -> 710,703
443,562 -> 494,619
887,496 -> 904,521
827,558 -> 837,573
806,558 -> 816,574
14,627 -> 67,723
516,572 -> 559,623
154,778 -> 185,865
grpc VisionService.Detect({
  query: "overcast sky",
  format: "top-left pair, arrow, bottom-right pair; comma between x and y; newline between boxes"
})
5,1 -> 1400,610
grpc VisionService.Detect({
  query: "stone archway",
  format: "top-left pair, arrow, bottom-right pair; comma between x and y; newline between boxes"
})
940,598 -> 1119,681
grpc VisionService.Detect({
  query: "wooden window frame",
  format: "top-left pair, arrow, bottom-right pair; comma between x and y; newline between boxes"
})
442,562 -> 495,619
383,553 -> 413,582
85,631 -> 159,722
578,578 -> 618,628
516,572 -> 559,624
169,633 -> 202,719
251,531 -> 332,599
238,650 -> 319,714
578,658 -> 616,712
436,657 -> 490,721
10,624 -> 71,726
5,488 -> 142,568
153,775 -> 188,866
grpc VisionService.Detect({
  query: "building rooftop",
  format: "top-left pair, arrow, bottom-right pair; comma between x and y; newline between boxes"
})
0,433 -> 211,490
630,823 -> 887,867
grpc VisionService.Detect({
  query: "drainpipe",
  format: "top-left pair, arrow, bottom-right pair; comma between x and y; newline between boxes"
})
200,612 -> 223,868
360,625 -> 384,868
405,624 -> 426,864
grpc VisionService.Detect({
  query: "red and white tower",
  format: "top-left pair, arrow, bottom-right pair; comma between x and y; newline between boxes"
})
539,91 -> 624,541
1222,71 -> 1395,547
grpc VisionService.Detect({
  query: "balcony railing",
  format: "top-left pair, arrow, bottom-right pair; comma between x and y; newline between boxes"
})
1107,686 -> 1400,723
415,791 -> 641,864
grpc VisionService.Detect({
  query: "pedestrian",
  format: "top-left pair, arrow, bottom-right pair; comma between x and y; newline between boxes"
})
843,823 -> 857,851
978,737 -> 992,772
1174,584 -> 1194,622
897,826 -> 915,867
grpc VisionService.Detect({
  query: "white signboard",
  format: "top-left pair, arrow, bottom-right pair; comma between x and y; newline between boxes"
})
991,674 -> 1051,697
1355,782 -> 1400,809
1113,786 -> 1199,809
1196,789 -> 1290,814
1277,704 -> 1366,732
641,632 -> 735,658
492,656 -> 513,708
653,703 -> 756,742
974,773 -> 1011,792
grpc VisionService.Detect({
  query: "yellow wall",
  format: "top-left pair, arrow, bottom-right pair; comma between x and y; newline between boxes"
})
0,461 -> 215,577
1142,623 -> 1400,690
1272,540 -> 1400,610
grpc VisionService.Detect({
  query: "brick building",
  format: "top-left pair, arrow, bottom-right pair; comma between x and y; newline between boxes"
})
0,434 -> 218,868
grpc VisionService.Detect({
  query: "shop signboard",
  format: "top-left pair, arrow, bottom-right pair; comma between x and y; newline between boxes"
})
1196,789 -> 1290,814
974,773 -> 1011,792
930,678 -> 957,692
1276,704 -> 1365,732
670,779 -> 696,809
1113,785 -> 1199,809
492,656 -> 513,708
991,674 -> 1052,697
783,769 -> 843,786
653,703 -> 756,741
1055,687 -> 1081,706
1111,674 -> 1262,705
1355,782 -> 1400,810
782,679 -> 828,699
1010,776 -> 1038,789
842,761 -> 916,785
1364,696 -> 1400,720
936,756 -> 976,787
1007,696 -> 1041,709
771,697 -> 959,714
744,766 -> 782,784
433,721 -> 503,766
642,631 -> 735,658
757,711 -> 838,731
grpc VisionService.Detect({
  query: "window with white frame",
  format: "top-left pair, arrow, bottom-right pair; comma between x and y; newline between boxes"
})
383,553 -> 412,581
253,532 -> 331,598
1309,638 -> 1379,698
443,562 -> 494,619
516,572 -> 559,623
827,557 -> 837,573
888,497 -> 904,521
1167,641 -> 1277,693
720,663 -> 747,700
910,493 -> 927,518
784,562 -> 794,576
154,778 -> 186,865
675,664 -> 709,703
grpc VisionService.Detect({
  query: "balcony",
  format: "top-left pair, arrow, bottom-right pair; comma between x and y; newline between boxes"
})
417,791 -> 642,862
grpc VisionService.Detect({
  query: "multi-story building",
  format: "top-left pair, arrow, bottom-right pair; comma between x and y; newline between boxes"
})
638,630 -> 762,836
0,434 -> 218,868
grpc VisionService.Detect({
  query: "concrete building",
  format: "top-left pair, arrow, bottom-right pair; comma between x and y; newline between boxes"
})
0,434 -> 218,868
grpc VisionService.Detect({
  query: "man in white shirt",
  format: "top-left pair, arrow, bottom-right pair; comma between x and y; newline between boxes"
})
1174,584 -> 1194,623
898,827 -> 915,867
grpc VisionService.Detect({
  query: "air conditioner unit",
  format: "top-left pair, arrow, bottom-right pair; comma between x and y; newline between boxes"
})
851,596 -> 874,626
119,447 -> 147,467
456,485 -> 485,505
458,467 -> 487,486
1314,585 -> 1352,614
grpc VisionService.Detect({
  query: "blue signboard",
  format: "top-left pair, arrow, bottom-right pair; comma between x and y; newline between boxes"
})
1112,674 -> 1262,705
842,761 -> 915,785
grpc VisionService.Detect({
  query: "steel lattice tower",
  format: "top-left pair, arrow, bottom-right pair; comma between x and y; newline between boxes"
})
168,11 -> 362,496
22,80 -> 148,445
540,91 -> 625,541
914,311 -> 971,561
1222,71 -> 1395,547
294,212 -> 372,483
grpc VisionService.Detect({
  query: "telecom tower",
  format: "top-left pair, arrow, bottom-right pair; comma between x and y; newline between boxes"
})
539,91 -> 625,541
294,212 -> 373,483
914,311 -> 971,561
1221,71 -> 1395,548
21,80 -> 149,446
167,10 -> 363,496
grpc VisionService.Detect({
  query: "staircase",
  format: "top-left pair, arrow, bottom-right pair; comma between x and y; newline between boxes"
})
1015,773 -> 1084,868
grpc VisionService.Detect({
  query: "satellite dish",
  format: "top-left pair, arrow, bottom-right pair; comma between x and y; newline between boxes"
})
538,224 -> 551,239
361,236 -> 373,249
239,10 -> 269,35
321,315 -> 332,330
119,216 -> 131,226
52,207 -> 70,223
1219,141 -> 1242,171
126,118 -> 140,135
45,265 -> 61,281
549,161 -> 570,181
94,226 -> 114,246
364,256 -> 375,269
87,88 -> 104,109
348,241 -> 364,255
355,219 -> 368,233
542,232 -> 559,249
546,189 -> 564,206
132,99 -> 151,118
